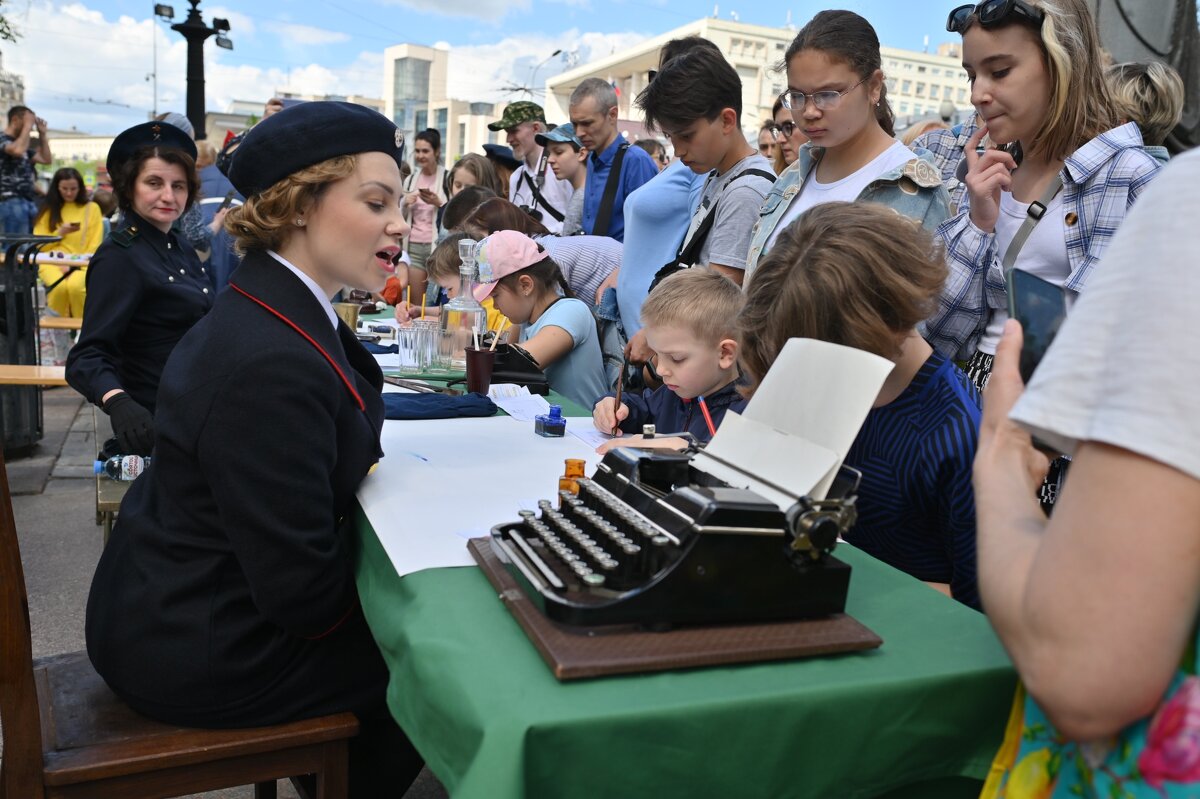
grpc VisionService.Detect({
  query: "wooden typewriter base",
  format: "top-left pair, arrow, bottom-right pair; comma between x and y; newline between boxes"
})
468,537 -> 883,681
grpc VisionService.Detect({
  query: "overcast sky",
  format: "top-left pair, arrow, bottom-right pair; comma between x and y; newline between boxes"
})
3,0 -> 956,134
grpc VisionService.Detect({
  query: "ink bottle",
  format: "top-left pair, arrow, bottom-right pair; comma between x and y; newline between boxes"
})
558,458 -> 587,496
535,405 -> 567,437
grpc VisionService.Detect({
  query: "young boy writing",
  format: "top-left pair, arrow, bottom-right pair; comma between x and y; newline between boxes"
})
592,268 -> 745,450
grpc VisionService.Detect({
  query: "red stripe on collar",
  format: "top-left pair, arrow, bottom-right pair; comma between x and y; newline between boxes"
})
229,282 -> 366,412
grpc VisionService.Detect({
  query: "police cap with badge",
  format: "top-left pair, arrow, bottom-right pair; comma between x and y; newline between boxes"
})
106,120 -> 198,182
227,101 -> 406,198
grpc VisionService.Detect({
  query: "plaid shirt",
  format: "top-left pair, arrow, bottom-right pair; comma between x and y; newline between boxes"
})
913,117 -> 980,215
923,122 -> 1162,360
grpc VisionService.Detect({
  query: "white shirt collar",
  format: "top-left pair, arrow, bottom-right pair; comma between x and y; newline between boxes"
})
267,250 -> 339,330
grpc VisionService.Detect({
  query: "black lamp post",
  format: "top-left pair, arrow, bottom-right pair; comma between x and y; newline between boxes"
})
166,0 -> 232,140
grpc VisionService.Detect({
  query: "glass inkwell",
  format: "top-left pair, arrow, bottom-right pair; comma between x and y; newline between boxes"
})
439,238 -> 490,370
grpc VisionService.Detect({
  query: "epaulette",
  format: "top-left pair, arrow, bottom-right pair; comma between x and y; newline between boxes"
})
110,225 -> 140,248
900,158 -> 943,190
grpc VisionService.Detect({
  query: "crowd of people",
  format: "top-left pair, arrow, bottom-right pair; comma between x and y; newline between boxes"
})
3,0 -> 1197,795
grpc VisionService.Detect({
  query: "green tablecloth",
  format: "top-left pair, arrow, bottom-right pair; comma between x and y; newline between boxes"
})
353,514 -> 1015,799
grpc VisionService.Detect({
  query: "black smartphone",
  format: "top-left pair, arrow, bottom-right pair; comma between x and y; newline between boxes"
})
1006,268 -> 1068,383
218,189 -> 236,211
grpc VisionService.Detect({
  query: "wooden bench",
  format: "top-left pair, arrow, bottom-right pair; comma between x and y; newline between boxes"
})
0,365 -> 67,386
39,316 -> 83,331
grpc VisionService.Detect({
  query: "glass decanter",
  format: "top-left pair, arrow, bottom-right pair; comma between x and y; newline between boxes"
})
438,238 -> 489,369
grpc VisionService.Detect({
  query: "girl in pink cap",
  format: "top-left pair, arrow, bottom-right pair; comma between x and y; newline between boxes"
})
473,230 -> 608,407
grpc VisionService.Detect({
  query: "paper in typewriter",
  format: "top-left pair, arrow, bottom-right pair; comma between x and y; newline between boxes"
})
695,338 -> 894,508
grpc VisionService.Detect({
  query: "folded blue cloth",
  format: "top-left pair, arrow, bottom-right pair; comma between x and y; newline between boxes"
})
382,392 -> 497,420
362,341 -> 399,354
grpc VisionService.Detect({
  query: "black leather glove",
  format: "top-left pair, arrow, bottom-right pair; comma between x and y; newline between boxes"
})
103,393 -> 155,455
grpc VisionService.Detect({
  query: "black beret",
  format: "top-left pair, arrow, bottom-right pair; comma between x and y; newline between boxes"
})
228,101 -> 406,198
106,120 -> 197,177
482,143 -> 521,171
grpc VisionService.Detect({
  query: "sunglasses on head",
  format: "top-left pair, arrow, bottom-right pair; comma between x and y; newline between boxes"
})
946,0 -> 1045,33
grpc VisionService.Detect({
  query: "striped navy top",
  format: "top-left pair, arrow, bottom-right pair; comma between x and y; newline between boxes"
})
843,351 -> 982,609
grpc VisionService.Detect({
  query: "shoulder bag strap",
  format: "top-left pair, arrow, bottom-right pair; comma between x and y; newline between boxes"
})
1001,174 -> 1064,274
522,171 -> 565,222
591,143 -> 629,237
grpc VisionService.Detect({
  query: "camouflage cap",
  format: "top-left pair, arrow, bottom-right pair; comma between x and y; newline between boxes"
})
487,101 -> 547,132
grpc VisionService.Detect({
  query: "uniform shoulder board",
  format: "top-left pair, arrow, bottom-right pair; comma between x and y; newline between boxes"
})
110,226 -> 140,248
901,158 -> 943,190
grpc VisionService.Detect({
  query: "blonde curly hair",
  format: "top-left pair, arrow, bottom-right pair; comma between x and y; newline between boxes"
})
224,155 -> 357,254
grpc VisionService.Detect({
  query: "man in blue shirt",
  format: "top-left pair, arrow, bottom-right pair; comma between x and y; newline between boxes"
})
570,78 -> 658,242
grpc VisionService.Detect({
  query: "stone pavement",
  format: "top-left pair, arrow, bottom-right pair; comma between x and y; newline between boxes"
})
6,387 -> 447,799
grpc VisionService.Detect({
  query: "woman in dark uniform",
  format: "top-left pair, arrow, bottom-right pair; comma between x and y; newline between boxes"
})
84,102 -> 421,794
66,121 -> 214,456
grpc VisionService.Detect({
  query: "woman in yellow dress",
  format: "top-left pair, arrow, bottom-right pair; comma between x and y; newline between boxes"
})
33,167 -> 103,318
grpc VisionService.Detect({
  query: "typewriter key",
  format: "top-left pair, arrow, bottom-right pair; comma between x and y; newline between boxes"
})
583,573 -> 606,587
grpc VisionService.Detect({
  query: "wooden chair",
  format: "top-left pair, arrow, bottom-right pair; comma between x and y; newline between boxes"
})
0,452 -> 360,798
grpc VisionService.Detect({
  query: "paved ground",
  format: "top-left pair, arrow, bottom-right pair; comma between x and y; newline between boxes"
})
5,387 -> 448,798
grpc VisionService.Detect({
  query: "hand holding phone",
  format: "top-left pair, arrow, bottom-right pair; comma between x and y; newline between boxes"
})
218,189 -> 236,212
1006,268 -> 1068,383
418,187 -> 441,207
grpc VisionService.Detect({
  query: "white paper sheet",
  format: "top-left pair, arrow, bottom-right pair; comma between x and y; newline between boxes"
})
487,383 -> 531,400
695,339 -> 893,504
567,424 -> 612,450
357,416 -> 601,576
491,393 -> 552,422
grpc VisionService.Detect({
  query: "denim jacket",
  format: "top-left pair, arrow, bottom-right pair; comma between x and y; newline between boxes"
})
744,142 -> 951,277
924,122 -> 1161,360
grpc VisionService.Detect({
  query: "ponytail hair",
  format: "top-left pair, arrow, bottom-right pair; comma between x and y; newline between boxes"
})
783,10 -> 894,137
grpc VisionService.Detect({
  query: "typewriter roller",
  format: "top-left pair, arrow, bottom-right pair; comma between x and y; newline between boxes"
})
489,447 -> 860,628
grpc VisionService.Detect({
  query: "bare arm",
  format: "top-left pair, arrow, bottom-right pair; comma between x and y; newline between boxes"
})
706,263 -> 744,287
32,117 -> 51,165
3,116 -> 31,157
975,321 -> 1200,741
519,324 -> 574,369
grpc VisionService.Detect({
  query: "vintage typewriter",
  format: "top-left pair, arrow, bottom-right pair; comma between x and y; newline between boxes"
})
488,445 -> 861,628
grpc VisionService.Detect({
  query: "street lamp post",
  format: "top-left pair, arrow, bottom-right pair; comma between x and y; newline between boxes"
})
149,4 -> 175,117
167,0 -> 232,139
528,50 -> 563,98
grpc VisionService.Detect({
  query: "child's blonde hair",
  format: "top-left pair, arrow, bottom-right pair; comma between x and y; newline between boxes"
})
1106,61 -> 1185,146
640,268 -> 743,345
738,203 -> 945,399
958,0 -> 1118,160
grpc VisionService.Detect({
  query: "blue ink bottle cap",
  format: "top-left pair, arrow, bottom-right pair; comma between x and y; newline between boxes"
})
535,404 -> 567,437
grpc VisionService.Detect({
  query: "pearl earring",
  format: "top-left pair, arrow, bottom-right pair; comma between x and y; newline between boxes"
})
295,218 -> 305,227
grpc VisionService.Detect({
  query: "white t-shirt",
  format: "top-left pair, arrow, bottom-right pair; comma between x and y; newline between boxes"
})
509,158 -> 574,236
977,190 -> 1070,355
765,141 -> 915,250
1011,148 -> 1200,482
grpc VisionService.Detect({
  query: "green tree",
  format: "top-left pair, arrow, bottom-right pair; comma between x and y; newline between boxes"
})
0,0 -> 19,43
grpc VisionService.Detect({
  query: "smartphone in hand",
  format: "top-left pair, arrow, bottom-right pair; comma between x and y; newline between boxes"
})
1006,268 -> 1068,383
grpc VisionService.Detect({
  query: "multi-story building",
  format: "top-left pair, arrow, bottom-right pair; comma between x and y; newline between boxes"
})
0,52 -> 24,111
381,43 -> 500,162
544,18 -> 974,139
203,94 -> 386,145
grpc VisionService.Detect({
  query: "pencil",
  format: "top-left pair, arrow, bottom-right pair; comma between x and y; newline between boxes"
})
697,395 -> 717,438
611,369 -> 624,437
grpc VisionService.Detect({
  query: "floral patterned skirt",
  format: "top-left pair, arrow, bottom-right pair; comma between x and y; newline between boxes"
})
982,642 -> 1200,798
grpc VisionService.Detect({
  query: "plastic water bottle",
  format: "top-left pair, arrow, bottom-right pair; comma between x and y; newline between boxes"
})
94,455 -> 150,482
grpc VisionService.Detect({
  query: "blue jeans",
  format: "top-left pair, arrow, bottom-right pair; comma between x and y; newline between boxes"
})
0,197 -> 36,236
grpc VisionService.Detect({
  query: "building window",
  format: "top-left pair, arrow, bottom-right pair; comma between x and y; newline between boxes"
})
886,78 -> 896,91
901,79 -> 912,94
915,82 -> 926,97
457,122 -> 466,156
943,85 -> 954,99
957,87 -> 967,102
903,62 -> 913,70
932,67 -> 941,76
900,102 -> 910,113
917,65 -> 927,73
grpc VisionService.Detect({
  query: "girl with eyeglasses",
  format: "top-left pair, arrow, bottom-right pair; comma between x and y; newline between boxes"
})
744,10 -> 951,279
923,0 -> 1162,382
768,95 -> 808,175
